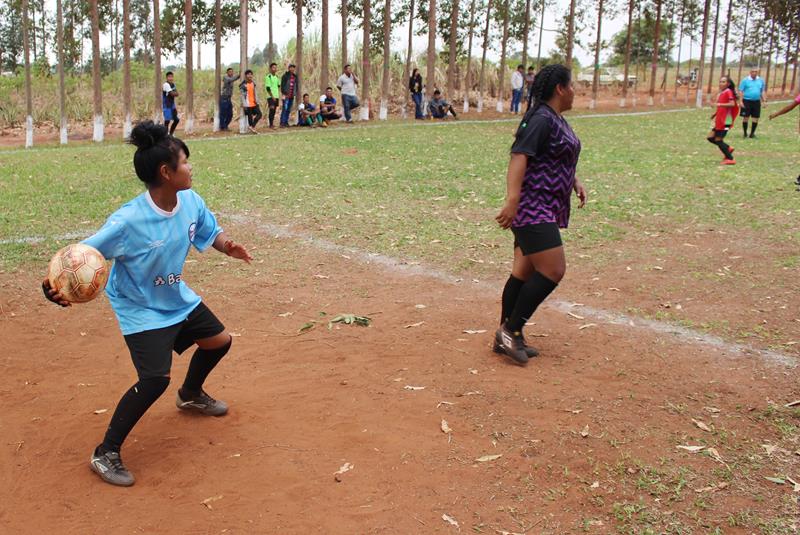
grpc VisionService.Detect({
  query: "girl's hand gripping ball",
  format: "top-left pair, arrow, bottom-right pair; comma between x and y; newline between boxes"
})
44,244 -> 109,305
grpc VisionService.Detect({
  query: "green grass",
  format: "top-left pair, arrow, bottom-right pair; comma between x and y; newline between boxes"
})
2,108 -> 798,273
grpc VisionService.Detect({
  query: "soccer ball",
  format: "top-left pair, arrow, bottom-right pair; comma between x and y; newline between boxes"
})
47,244 -> 109,303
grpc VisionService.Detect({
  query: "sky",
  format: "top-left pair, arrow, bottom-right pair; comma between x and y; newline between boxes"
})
36,0 -> 736,73
198,0 -> 625,69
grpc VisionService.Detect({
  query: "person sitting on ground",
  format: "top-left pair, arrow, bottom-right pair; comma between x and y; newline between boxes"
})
318,87 -> 340,125
297,94 -> 324,127
429,89 -> 458,119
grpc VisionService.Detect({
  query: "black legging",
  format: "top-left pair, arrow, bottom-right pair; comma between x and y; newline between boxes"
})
707,130 -> 733,160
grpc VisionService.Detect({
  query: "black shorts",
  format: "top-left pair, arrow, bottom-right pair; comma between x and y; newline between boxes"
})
123,302 -> 225,379
712,128 -> 729,139
512,223 -> 563,255
741,99 -> 761,119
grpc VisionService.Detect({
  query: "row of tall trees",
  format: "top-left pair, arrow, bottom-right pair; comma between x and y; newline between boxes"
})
3,0 -> 798,146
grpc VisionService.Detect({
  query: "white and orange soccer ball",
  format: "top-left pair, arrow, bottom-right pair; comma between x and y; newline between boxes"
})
47,244 -> 109,303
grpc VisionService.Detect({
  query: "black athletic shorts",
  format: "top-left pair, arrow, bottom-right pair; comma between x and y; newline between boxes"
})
712,128 -> 729,138
741,99 -> 761,119
512,222 -> 563,256
123,302 -> 225,379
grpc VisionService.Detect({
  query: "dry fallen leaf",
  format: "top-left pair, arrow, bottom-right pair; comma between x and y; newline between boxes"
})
695,482 -> 728,493
404,385 -> 425,391
441,419 -> 452,434
442,513 -> 459,528
706,447 -> 725,464
475,454 -> 503,462
567,312 -> 585,320
462,329 -> 487,334
765,476 -> 786,485
93,409 -> 108,415
692,418 -> 712,432
579,323 -> 597,330
580,425 -> 590,438
677,445 -> 705,453
201,495 -> 223,509
404,321 -> 425,328
589,481 -> 600,489
334,462 -> 354,482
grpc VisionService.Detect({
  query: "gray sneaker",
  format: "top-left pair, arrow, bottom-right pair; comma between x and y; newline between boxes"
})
176,388 -> 228,416
90,447 -> 135,487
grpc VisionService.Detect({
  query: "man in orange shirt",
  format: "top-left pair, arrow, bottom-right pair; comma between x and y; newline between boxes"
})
239,69 -> 262,133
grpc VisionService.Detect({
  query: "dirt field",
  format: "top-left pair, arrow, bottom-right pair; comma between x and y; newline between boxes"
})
1,215 -> 798,534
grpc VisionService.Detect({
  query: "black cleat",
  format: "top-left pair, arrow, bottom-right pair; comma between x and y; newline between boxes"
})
493,325 -> 530,365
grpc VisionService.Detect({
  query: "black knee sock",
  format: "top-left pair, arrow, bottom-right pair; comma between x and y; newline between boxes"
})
181,338 -> 231,395
750,122 -> 758,135
100,376 -> 170,453
268,106 -> 276,126
164,120 -> 171,132
506,272 -> 558,333
716,140 -> 733,159
169,119 -> 179,135
500,275 -> 525,325
742,121 -> 748,135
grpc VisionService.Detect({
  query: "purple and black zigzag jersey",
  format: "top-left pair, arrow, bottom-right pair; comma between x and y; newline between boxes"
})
510,104 -> 581,229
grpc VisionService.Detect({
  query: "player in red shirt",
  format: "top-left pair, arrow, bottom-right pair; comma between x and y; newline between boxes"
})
706,75 -> 740,165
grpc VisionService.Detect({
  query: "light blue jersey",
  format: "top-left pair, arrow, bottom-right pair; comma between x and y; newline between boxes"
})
739,76 -> 765,101
83,189 -> 223,335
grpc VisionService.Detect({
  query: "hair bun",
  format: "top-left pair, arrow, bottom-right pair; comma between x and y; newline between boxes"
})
128,121 -> 168,150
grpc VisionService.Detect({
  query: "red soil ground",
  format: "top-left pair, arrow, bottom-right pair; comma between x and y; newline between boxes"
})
1,217 -> 797,533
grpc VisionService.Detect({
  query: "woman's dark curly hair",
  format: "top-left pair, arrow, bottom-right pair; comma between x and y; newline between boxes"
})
127,121 -> 190,185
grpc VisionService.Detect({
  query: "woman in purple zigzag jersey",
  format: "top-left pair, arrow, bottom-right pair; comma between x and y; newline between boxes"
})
493,64 -> 587,365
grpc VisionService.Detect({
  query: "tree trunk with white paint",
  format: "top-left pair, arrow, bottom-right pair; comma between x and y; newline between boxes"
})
477,0 -> 493,113
463,0 -> 476,113
213,0 -> 221,131
379,0 -> 391,120
57,0 -> 68,144
123,0 -> 132,138
239,0 -> 249,133
154,0 -> 163,123
91,0 -> 104,142
184,0 -> 194,133
23,0 -> 33,147
361,0 -> 371,121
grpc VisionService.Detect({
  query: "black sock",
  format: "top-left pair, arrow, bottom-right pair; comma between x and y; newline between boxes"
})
742,121 -> 748,135
506,272 -> 558,333
170,119 -> 179,135
100,376 -> 171,453
500,275 -> 525,325
750,122 -> 758,135
716,140 -> 733,159
181,338 -> 231,395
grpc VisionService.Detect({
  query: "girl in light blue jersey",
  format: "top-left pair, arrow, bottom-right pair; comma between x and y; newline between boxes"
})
42,121 -> 252,487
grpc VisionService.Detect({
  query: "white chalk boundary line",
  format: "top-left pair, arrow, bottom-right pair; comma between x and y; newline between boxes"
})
0,106 -> 702,156
220,213 -> 797,368
3,215 -> 796,366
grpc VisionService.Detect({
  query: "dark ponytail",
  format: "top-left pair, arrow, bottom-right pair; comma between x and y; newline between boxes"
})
128,121 -> 190,185
529,64 -> 572,113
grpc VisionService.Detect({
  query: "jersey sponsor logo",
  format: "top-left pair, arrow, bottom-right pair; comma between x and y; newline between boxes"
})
188,222 -> 197,243
148,239 -> 165,249
154,273 -> 183,286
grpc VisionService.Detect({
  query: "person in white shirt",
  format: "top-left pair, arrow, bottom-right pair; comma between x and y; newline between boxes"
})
510,65 -> 525,114
336,64 -> 360,122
